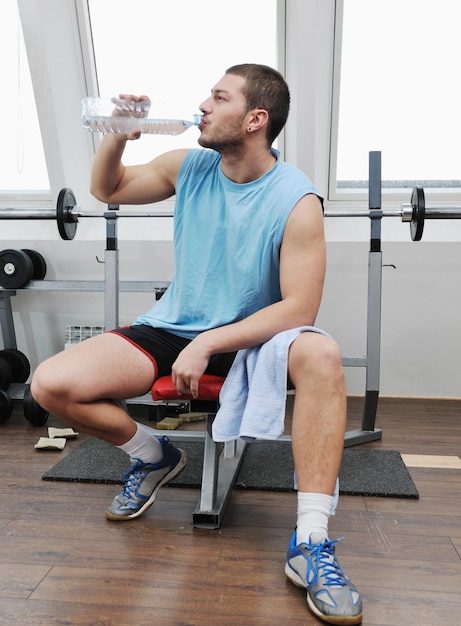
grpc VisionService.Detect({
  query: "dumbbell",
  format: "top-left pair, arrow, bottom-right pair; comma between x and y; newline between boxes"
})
0,390 -> 13,424
0,348 -> 31,386
0,386 -> 49,427
23,385 -> 49,427
0,349 -> 31,424
0,347 -> 31,391
0,248 -> 47,289
0,350 -> 49,426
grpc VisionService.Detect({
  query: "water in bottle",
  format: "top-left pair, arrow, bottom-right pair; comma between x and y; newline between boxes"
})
82,97 -> 203,135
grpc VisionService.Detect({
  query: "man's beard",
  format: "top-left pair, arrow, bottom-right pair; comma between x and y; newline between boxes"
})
198,134 -> 246,156
198,115 -> 247,156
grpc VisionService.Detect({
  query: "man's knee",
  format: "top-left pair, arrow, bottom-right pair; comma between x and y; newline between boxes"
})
30,360 -> 50,405
30,357 -> 65,409
288,332 -> 343,383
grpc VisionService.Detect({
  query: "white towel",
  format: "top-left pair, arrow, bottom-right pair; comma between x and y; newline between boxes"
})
212,326 -> 330,442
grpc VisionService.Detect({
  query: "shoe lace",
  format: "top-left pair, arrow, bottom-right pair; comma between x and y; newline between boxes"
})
121,460 -> 145,499
311,538 -> 347,588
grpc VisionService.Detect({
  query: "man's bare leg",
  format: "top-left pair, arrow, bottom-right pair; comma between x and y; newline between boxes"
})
285,331 -> 363,625
31,332 -> 187,521
31,332 -> 156,444
288,331 -> 346,499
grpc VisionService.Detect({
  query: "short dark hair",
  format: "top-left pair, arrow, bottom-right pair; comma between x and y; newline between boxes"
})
225,63 -> 290,146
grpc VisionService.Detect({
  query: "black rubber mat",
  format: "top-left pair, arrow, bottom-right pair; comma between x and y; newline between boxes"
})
42,438 -> 419,498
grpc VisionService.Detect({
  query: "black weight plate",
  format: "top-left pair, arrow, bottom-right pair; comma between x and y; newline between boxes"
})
0,389 -> 13,424
23,385 -> 49,426
0,358 -> 12,390
0,349 -> 30,383
56,187 -> 78,241
21,249 -> 47,280
0,249 -> 34,289
410,186 -> 425,242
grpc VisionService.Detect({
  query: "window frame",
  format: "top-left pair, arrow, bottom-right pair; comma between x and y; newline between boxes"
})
328,0 -> 461,211
16,0 -> 97,215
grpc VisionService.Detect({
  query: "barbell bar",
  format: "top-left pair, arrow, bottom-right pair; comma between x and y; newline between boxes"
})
0,188 -> 175,241
325,187 -> 461,242
0,185 -> 460,242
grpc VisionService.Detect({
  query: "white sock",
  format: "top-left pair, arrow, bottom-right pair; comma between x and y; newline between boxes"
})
296,492 -> 334,545
118,423 -> 164,464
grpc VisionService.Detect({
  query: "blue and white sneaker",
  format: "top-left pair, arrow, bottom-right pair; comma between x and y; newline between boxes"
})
106,436 -> 186,521
285,530 -> 362,625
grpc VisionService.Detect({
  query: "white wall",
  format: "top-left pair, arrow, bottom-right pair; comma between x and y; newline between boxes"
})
319,240 -> 461,398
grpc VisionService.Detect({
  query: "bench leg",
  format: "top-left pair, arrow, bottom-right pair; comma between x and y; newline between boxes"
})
192,414 -> 246,529
145,415 -> 246,529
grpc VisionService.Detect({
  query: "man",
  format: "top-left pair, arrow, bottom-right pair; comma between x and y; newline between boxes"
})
31,64 -> 362,624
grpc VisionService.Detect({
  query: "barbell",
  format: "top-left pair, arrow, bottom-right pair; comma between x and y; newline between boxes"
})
0,185 -> 460,242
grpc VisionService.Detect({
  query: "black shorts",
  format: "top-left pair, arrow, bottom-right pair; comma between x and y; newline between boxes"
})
111,325 -> 236,379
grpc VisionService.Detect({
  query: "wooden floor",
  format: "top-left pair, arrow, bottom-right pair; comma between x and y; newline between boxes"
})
1,395 -> 461,625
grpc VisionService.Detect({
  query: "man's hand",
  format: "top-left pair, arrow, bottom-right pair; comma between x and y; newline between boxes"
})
171,340 -> 211,399
111,95 -> 151,117
111,94 -> 151,140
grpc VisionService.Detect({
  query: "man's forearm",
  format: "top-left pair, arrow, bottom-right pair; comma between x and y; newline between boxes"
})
196,298 -> 318,358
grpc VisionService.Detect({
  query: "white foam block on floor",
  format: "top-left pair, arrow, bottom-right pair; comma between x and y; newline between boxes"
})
34,437 -> 67,450
48,427 -> 79,439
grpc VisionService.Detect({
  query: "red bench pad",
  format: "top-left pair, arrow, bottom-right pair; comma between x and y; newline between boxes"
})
151,374 -> 225,402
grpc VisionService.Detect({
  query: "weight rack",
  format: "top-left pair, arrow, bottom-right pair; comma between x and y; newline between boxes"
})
0,152 -> 387,528
0,152 -> 385,447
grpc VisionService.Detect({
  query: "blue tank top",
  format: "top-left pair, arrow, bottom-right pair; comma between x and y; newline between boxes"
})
134,148 -> 321,338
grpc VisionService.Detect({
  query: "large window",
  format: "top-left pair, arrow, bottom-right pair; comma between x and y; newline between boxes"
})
0,0 -> 49,194
88,0 -> 278,165
332,0 -> 461,194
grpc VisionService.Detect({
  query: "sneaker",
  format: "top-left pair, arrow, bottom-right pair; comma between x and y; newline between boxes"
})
106,436 -> 187,521
285,530 -> 363,625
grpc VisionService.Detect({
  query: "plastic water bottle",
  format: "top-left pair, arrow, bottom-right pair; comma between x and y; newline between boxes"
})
82,97 -> 203,135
